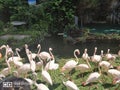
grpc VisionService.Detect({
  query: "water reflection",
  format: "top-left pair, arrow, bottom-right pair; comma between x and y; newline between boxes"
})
30,36 -> 120,58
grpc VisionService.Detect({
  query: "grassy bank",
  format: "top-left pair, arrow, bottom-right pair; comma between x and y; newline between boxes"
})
0,55 -> 120,90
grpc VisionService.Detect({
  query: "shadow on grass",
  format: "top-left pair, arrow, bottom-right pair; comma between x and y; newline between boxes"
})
102,83 -> 115,88
48,83 -> 61,90
76,71 -> 90,78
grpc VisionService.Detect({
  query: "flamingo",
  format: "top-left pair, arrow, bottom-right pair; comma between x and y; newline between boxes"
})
25,44 -> 37,60
107,69 -> 120,79
0,45 -> 13,56
8,48 -> 23,68
41,60 -> 53,85
91,47 -> 102,63
13,70 -> 34,85
82,65 -> 102,86
37,44 -> 52,62
45,48 -> 59,71
75,50 -> 92,77
35,83 -> 49,90
61,49 -> 80,72
29,51 -> 36,73
60,73 -> 79,90
32,73 -> 50,90
105,49 -> 116,61
82,48 -> 90,60
17,50 -> 36,77
8,48 -> 23,62
63,80 -> 79,90
99,61 -> 113,71
0,45 -> 13,76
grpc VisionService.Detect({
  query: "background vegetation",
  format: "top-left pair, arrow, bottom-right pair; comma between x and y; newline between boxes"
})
0,0 -> 120,35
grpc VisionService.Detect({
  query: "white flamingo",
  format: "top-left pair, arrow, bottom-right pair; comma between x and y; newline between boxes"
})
35,83 -> 49,90
105,49 -> 116,61
13,70 -> 34,85
82,48 -> 90,60
107,69 -> 120,79
91,47 -> 102,63
17,50 -> 36,77
36,44 -> 43,70
41,61 -> 53,85
32,73 -> 50,90
60,73 -> 79,90
8,48 -> 23,62
29,51 -> 36,73
0,45 -> 13,76
61,49 -> 80,72
63,80 -> 79,90
25,44 -> 37,60
8,48 -> 23,68
45,48 -> 59,71
82,65 -> 102,86
37,44 -> 52,62
99,61 -> 113,71
75,49 -> 92,75
75,58 -> 92,74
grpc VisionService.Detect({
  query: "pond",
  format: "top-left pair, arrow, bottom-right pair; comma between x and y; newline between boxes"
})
30,36 -> 120,58
85,23 -> 120,34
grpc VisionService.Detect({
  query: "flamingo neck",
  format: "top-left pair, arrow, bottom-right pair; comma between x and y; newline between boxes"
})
16,49 -> 20,58
86,59 -> 91,68
101,50 -> 103,57
98,65 -> 101,75
49,48 -> 54,60
74,51 -> 79,63
37,45 -> 41,54
5,51 -> 11,73
107,49 -> 110,54
93,49 -> 97,56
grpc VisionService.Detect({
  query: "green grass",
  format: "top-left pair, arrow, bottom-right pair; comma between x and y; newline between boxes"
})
0,56 -> 120,90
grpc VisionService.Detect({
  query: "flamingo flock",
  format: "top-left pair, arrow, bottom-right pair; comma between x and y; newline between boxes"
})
0,44 -> 120,90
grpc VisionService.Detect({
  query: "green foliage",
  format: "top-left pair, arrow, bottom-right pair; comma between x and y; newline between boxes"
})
0,0 -> 119,35
0,20 -> 4,30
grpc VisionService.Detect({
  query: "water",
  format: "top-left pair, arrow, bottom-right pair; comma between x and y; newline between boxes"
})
85,23 -> 120,34
30,36 -> 120,58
